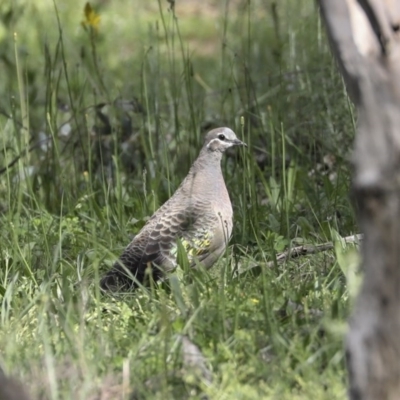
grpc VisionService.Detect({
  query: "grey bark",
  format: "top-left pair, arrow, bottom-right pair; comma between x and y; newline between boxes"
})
318,1 -> 400,399
0,368 -> 31,400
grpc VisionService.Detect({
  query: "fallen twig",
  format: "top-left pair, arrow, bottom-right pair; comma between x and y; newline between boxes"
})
238,233 -> 363,275
271,233 -> 363,266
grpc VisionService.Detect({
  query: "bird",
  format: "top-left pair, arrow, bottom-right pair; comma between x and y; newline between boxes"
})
100,127 -> 246,291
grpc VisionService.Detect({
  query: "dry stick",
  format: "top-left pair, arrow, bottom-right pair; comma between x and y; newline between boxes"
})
0,137 -> 50,175
238,234 -> 363,273
0,102 -> 101,176
270,233 -> 363,266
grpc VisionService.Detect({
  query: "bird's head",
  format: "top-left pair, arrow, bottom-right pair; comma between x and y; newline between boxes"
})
204,127 -> 247,152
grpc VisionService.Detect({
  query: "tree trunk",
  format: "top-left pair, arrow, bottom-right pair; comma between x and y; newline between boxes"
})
318,1 -> 400,399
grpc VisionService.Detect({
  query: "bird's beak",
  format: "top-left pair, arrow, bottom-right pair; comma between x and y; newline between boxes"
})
232,138 -> 247,147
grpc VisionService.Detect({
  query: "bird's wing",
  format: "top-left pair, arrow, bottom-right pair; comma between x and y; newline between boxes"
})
101,198 -> 217,289
179,203 -> 222,260
137,198 -> 220,267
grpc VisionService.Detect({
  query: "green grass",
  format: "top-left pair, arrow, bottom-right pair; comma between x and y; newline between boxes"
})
0,0 -> 357,398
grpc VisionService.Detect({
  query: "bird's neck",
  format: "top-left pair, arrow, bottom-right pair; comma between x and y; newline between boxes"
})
184,150 -> 226,197
193,148 -> 223,169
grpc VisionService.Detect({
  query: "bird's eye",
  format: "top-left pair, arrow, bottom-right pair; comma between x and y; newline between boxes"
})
218,134 -> 226,141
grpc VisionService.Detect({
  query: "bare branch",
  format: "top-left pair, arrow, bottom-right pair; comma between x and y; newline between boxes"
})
237,234 -> 363,275
319,0 -> 400,398
357,0 -> 392,54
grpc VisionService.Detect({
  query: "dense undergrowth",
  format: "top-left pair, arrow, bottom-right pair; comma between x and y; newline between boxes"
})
0,0 -> 358,398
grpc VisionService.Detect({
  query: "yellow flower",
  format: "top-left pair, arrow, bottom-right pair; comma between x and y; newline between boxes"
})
82,2 -> 101,32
